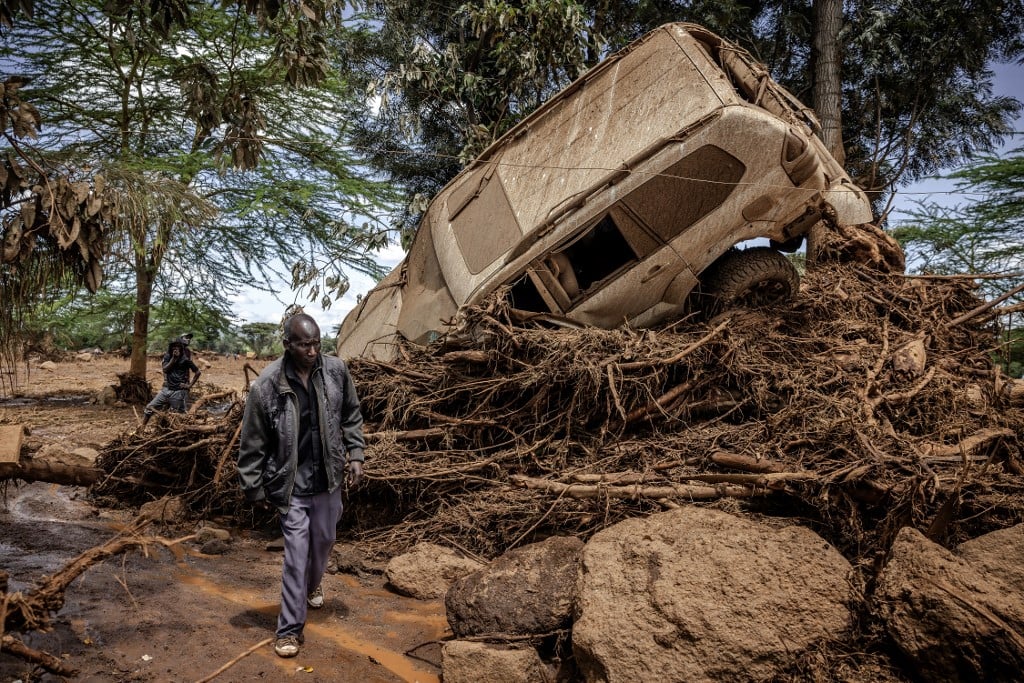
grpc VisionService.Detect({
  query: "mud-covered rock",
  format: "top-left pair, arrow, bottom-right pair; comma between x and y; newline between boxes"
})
573,506 -> 855,683
385,542 -> 484,599
446,535 -> 583,637
330,542 -> 386,577
138,496 -> 185,523
957,523 -> 1024,595
875,526 -> 1024,683
441,640 -> 549,683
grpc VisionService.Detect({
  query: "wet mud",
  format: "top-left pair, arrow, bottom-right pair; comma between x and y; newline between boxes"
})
1,483 -> 446,683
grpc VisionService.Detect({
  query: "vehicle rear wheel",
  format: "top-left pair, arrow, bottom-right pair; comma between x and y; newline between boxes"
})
702,247 -> 800,310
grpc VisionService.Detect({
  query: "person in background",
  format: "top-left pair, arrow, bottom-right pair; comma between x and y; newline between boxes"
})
140,338 -> 202,427
237,312 -> 366,658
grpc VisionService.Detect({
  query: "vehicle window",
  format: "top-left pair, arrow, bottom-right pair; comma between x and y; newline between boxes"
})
622,145 -> 745,242
509,273 -> 550,313
449,165 -> 522,274
560,214 -> 638,291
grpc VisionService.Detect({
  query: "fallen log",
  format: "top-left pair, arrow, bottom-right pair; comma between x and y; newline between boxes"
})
511,474 -> 762,500
919,428 -> 1016,459
710,450 -> 786,473
0,634 -> 78,677
945,282 -> 1024,328
0,457 -> 101,486
364,427 -> 447,442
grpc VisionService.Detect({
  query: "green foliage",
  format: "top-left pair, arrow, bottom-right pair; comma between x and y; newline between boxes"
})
25,290 -> 135,352
1,0 -> 396,377
892,149 -> 1023,283
348,0 -> 1023,236
23,290 -> 237,352
240,321 -> 282,358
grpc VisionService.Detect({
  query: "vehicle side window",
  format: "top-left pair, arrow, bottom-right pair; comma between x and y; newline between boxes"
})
509,274 -> 549,312
560,214 -> 638,291
622,145 -> 745,242
448,164 -> 522,274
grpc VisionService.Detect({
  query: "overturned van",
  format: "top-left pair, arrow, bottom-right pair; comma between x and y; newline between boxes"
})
338,22 -> 873,360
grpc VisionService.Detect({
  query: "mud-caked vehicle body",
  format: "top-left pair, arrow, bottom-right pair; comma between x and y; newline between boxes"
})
338,22 -> 873,360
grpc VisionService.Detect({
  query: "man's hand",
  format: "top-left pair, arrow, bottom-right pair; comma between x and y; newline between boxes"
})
254,499 -> 277,515
346,460 -> 364,487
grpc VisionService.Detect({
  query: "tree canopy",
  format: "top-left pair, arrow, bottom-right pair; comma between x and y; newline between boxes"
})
1,0 -> 396,377
349,0 -> 1023,236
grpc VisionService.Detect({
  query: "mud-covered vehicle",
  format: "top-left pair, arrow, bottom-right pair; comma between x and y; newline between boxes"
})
338,22 -> 873,360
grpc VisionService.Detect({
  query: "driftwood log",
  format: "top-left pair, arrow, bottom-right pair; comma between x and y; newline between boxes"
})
1,518 -> 195,676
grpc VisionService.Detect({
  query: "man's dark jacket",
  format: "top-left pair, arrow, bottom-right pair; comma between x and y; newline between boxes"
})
238,354 -> 365,512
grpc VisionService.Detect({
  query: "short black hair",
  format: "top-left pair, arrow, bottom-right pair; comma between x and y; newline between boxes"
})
283,313 -> 318,340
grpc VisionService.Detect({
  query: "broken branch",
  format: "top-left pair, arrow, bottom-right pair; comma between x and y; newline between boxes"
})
511,474 -> 761,500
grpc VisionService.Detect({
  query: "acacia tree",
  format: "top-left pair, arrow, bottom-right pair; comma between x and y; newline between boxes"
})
1,0 -> 394,379
892,150 -> 1024,283
892,149 -> 1024,374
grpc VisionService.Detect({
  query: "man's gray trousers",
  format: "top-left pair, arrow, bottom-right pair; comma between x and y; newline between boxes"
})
276,489 -> 343,638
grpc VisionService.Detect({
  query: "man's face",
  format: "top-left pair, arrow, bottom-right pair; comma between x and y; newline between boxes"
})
284,319 -> 321,372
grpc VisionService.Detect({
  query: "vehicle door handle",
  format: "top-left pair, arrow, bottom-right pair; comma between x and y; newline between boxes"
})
640,264 -> 663,283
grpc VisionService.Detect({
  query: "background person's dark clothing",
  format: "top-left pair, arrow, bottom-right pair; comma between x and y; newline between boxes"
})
162,352 -> 200,390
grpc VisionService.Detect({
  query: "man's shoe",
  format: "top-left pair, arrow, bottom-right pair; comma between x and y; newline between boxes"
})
307,584 -> 324,609
274,635 -> 300,658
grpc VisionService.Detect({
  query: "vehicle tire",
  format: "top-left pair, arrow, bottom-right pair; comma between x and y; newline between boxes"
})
702,247 -> 800,311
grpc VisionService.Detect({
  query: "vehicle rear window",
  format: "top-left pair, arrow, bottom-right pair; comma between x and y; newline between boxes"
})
623,145 -> 745,242
448,165 -> 522,274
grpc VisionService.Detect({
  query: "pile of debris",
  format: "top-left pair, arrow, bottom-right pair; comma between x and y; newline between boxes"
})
87,265 -> 1022,569
343,264 -> 1023,562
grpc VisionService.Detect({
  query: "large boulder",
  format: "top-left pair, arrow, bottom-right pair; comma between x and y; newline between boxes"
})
956,523 -> 1024,594
384,542 -> 484,599
446,535 -> 583,637
573,506 -> 854,683
441,641 -> 550,683
875,526 -> 1024,682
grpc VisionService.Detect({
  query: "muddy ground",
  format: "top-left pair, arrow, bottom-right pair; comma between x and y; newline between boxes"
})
1,355 -> 446,683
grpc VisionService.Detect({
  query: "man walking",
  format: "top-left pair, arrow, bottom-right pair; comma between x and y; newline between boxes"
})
237,313 -> 366,658
141,338 -> 202,427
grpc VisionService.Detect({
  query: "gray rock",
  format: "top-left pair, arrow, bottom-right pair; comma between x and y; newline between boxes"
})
200,540 -> 230,555
446,535 -> 583,637
573,506 -> 855,683
875,526 -> 1024,683
194,526 -> 230,544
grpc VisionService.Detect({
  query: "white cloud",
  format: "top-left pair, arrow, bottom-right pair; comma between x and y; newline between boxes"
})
228,240 -> 407,328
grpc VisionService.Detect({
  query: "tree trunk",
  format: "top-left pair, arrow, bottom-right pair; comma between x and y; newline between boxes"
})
129,270 -> 154,378
807,0 -> 846,267
813,0 -> 845,165
0,458 -> 101,486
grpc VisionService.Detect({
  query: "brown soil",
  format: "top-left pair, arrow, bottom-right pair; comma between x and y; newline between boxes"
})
1,355 -> 446,683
